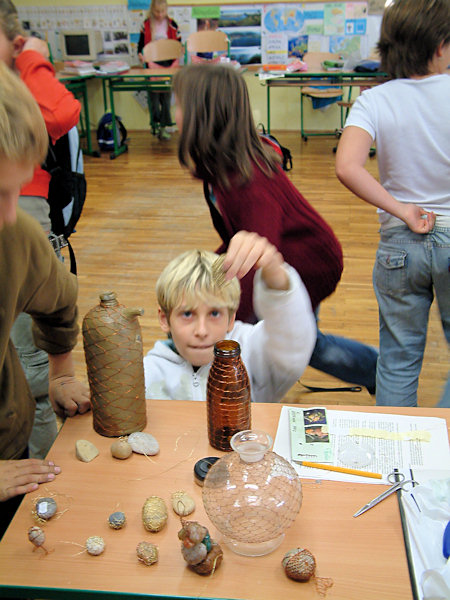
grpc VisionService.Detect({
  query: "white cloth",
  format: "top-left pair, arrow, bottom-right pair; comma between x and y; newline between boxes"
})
402,478 -> 450,600
345,75 -> 450,223
144,265 -> 316,402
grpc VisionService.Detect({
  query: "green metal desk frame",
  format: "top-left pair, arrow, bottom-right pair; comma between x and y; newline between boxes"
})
261,70 -> 388,138
59,74 -> 100,157
101,69 -> 177,160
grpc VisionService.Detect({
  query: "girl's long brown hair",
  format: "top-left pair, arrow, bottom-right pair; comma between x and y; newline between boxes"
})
172,64 -> 280,189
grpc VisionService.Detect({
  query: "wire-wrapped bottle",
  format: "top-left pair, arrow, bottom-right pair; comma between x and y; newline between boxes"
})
206,340 -> 251,451
82,291 -> 147,436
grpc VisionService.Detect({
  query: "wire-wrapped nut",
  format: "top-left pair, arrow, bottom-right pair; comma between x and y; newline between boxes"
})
142,496 -> 168,532
282,548 -> 316,581
136,541 -> 158,565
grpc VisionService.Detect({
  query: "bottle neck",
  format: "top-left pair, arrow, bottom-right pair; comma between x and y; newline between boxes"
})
214,340 -> 241,359
100,291 -> 118,307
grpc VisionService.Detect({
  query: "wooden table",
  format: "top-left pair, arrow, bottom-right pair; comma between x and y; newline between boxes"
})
0,401 -> 448,600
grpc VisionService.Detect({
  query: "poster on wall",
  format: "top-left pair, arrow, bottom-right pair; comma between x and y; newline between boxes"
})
219,5 -> 262,65
17,2 -> 374,67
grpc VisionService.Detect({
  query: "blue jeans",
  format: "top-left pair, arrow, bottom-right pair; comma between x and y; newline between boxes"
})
373,225 -> 450,407
309,323 -> 378,393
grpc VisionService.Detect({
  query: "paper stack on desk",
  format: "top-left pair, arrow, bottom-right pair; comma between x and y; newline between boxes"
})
274,406 -> 450,485
62,60 -> 97,75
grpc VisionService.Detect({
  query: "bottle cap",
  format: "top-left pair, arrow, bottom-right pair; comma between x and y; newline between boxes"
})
194,456 -> 220,486
100,291 -> 116,302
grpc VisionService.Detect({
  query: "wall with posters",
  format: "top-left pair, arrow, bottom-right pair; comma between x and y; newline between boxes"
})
14,1 -> 382,131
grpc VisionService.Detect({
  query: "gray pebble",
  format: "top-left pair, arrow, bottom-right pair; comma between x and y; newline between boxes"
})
108,511 -> 126,529
35,497 -> 57,520
128,432 -> 160,455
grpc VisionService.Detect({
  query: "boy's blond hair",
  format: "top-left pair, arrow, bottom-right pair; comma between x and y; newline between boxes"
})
0,61 -> 47,164
156,249 -> 241,319
0,0 -> 24,41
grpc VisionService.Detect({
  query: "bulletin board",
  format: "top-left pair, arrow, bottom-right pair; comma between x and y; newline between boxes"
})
16,2 -> 382,66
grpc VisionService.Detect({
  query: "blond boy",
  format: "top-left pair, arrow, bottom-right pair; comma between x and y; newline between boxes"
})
144,231 -> 316,402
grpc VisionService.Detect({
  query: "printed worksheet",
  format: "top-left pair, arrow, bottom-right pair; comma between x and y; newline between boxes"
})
274,406 -> 450,484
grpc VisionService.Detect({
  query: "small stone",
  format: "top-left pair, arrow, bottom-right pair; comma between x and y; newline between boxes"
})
171,490 -> 195,516
28,526 -> 45,547
128,432 -> 159,455
182,543 -> 207,565
136,541 -> 158,565
85,536 -> 105,556
35,497 -> 57,520
110,439 -> 132,459
76,439 -> 99,462
108,511 -> 126,529
190,541 -> 223,575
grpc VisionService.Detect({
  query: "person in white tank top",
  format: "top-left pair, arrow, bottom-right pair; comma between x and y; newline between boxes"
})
335,0 -> 450,408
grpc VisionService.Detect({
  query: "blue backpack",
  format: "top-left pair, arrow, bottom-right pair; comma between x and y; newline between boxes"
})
96,112 -> 127,151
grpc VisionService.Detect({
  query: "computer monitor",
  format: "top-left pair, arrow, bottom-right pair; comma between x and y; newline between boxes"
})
60,30 -> 103,61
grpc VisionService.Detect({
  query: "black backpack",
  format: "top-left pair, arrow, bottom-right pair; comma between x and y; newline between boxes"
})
43,131 -> 87,275
257,124 -> 293,172
96,112 -> 127,152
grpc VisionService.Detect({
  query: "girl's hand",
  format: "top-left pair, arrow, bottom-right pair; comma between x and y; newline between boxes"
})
223,231 -> 289,291
400,204 -> 436,234
22,37 -> 50,59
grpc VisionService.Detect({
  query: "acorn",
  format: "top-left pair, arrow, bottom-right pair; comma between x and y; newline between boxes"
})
282,548 -> 316,581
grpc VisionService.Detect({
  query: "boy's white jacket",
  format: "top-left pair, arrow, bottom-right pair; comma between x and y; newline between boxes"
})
144,265 -> 316,402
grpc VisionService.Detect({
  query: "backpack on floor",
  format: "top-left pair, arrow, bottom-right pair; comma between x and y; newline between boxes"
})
43,127 -> 87,275
257,124 -> 293,172
96,112 -> 127,151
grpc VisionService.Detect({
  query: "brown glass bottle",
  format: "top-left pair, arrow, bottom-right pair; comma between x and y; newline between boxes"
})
207,340 -> 251,451
82,291 -> 147,437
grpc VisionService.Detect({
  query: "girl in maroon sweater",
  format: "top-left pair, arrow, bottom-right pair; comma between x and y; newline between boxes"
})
172,64 -> 378,394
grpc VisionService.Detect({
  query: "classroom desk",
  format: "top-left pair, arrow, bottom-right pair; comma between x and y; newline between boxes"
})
57,72 -> 99,157
99,67 -> 180,159
0,401 -> 448,600
259,69 -> 388,136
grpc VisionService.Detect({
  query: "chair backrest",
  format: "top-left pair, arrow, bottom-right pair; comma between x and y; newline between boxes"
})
143,39 -> 184,63
303,52 -> 342,72
186,30 -> 229,54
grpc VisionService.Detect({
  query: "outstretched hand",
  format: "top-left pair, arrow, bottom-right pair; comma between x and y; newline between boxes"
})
49,376 -> 91,419
222,231 -> 289,291
0,459 -> 61,502
400,204 -> 436,234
